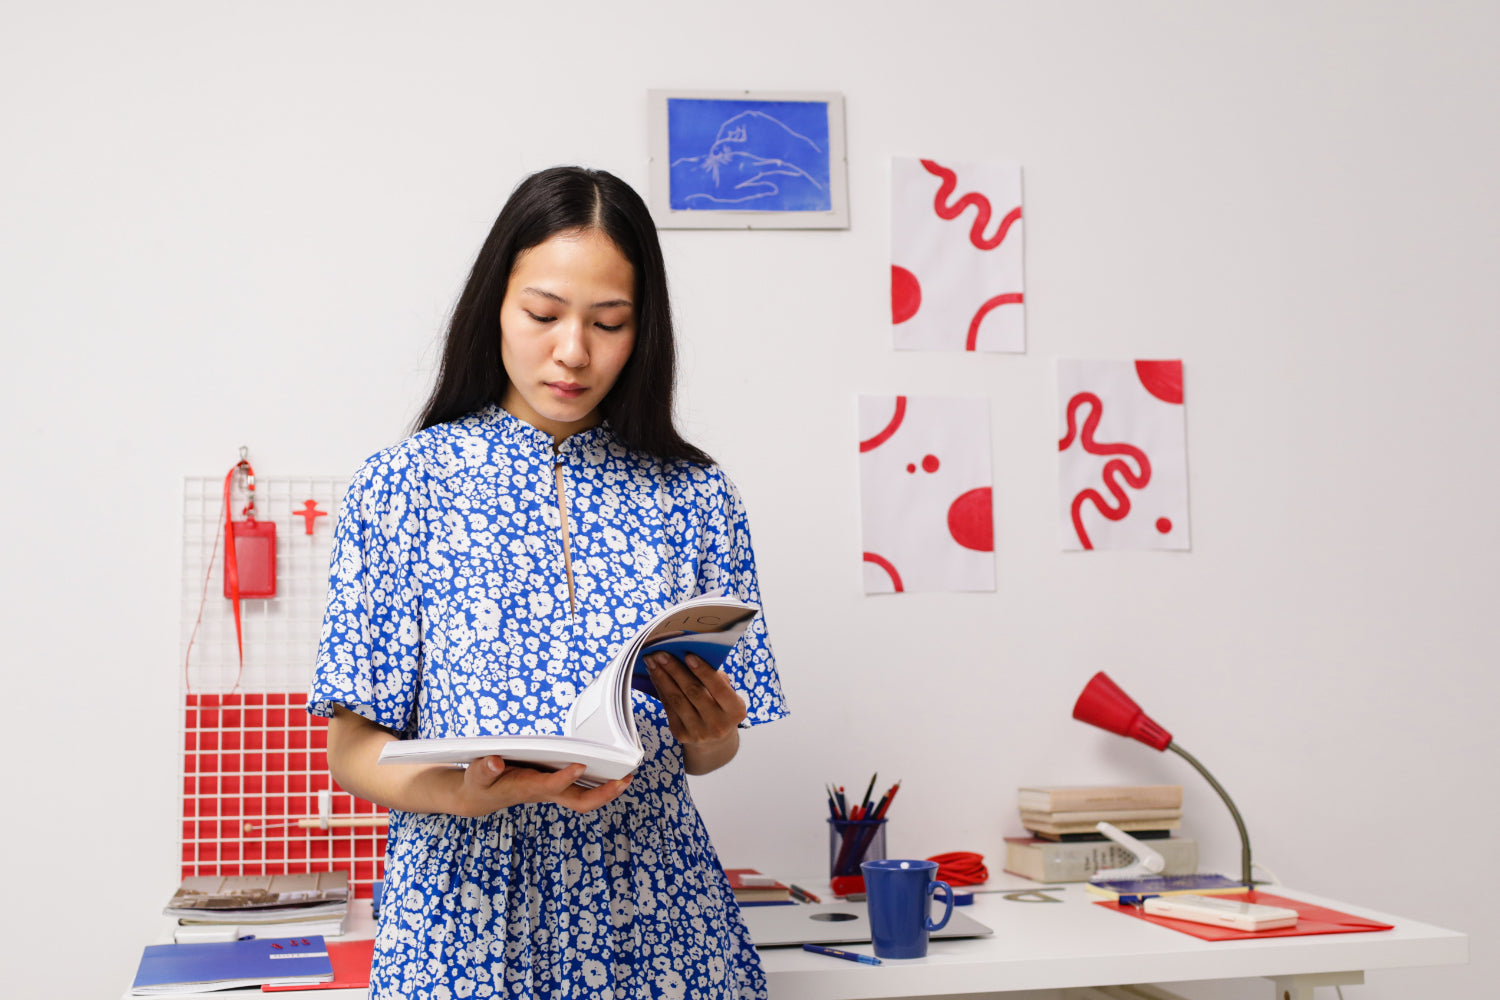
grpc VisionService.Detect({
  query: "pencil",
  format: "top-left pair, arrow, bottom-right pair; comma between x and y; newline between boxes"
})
858,772 -> 878,814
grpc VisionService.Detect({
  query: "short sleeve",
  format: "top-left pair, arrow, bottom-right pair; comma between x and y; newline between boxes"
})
696,469 -> 788,728
306,451 -> 424,732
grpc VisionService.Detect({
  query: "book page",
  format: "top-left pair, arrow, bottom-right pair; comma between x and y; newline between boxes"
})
568,596 -> 758,748
638,604 -> 756,645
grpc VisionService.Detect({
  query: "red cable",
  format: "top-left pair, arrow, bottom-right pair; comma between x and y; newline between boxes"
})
927,851 -> 989,886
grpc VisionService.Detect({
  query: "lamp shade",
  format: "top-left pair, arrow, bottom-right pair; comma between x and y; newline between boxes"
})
1072,671 -> 1173,750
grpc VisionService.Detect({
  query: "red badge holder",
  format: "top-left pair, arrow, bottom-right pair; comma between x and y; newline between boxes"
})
223,450 -> 275,667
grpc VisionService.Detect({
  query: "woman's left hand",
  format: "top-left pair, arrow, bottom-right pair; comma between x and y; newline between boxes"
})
645,652 -> 747,774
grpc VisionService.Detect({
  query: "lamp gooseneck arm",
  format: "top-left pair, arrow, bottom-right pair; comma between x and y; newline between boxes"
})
1167,742 -> 1253,887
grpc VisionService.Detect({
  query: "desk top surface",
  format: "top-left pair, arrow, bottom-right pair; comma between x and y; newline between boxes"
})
757,876 -> 1468,999
129,877 -> 1466,1000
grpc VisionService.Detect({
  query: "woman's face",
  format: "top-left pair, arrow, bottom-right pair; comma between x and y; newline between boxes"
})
498,228 -> 637,442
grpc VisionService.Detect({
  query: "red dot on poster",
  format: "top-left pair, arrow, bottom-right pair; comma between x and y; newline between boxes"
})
1156,517 -> 1173,534
906,463 -> 916,474
892,265 -> 922,324
948,487 -> 993,552
922,454 -> 940,474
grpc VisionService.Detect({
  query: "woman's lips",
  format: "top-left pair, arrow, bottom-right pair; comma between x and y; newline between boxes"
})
545,381 -> 586,399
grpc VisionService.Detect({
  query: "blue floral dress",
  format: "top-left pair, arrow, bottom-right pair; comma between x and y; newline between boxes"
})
308,405 -> 788,999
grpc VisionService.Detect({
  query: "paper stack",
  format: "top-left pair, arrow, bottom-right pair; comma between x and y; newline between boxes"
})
165,871 -> 350,942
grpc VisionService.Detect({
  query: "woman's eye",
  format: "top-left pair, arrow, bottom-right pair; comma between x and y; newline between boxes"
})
596,322 -> 624,332
525,311 -> 556,324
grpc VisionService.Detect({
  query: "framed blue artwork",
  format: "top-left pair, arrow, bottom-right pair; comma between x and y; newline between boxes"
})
648,89 -> 848,229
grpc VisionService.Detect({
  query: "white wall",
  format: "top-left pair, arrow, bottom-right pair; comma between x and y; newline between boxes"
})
3,1 -> 1496,996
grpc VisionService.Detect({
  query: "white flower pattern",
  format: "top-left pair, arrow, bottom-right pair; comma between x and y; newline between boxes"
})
308,405 -> 787,998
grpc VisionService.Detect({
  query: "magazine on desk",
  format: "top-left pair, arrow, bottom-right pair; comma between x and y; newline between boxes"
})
378,594 -> 759,787
164,872 -> 349,923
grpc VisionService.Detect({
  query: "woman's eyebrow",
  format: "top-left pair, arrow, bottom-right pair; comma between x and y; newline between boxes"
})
520,286 -> 632,310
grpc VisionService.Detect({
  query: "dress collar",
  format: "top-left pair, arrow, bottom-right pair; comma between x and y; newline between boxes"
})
472,403 -> 614,461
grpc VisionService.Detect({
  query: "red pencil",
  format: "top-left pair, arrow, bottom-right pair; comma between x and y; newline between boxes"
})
874,781 -> 901,820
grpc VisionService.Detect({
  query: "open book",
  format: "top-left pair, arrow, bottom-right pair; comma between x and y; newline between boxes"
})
378,594 -> 759,787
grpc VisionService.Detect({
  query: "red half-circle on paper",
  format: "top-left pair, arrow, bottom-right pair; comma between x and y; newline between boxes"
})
891,266 -> 921,324
1135,360 -> 1183,405
947,487 -> 993,552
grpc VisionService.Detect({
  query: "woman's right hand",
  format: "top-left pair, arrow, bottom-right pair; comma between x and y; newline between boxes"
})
452,757 -> 632,816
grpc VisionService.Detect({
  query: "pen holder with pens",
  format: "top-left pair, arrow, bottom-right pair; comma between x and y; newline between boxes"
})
829,818 -> 887,889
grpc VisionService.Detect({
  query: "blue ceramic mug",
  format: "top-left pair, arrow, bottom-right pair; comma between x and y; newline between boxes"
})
860,858 -> 955,959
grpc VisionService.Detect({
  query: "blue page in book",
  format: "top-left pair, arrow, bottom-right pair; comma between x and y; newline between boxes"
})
132,936 -> 333,992
631,630 -> 744,698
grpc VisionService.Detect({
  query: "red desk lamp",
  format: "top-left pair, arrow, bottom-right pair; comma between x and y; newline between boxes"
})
1072,671 -> 1254,887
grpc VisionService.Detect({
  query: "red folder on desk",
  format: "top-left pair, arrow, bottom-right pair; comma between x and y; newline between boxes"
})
1099,891 -> 1394,941
262,939 -> 374,992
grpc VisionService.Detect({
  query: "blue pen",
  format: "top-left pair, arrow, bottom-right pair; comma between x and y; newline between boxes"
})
802,943 -> 881,966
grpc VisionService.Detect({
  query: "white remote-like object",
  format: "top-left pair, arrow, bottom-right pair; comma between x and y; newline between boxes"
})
1143,894 -> 1299,931
1090,821 -> 1166,880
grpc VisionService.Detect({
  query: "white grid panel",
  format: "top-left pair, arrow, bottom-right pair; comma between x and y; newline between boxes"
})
180,474 -> 346,694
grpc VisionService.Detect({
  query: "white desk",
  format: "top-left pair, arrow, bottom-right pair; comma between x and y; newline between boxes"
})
759,880 -> 1467,1000
128,882 -> 1465,1000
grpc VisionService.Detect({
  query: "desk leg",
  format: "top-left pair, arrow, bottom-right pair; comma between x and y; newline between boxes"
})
1268,971 -> 1364,999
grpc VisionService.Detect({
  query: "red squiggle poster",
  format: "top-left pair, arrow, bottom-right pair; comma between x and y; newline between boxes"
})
1057,360 -> 1190,552
891,157 -> 1025,353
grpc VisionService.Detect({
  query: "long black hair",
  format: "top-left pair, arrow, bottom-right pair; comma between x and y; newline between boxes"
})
415,166 -> 711,465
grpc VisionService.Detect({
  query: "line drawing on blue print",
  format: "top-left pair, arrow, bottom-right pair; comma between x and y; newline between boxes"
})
667,98 -> 833,212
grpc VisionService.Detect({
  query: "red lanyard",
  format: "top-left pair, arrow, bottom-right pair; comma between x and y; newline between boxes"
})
222,454 -> 277,669
223,458 -> 255,669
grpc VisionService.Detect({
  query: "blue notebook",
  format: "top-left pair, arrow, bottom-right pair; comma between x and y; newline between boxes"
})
131,936 -> 333,995
1084,873 -> 1248,901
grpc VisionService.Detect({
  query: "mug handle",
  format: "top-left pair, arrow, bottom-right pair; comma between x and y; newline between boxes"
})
926,878 -> 954,931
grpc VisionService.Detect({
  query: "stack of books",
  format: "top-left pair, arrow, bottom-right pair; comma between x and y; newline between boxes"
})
723,869 -> 793,906
1017,784 -> 1183,840
1007,785 -> 1195,883
164,871 -> 350,942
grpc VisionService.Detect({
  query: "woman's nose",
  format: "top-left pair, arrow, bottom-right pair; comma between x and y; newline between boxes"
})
553,323 -> 589,368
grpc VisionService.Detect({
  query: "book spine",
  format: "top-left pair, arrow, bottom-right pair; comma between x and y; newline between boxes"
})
1019,808 -> 1182,824
1006,838 -> 1198,882
1020,786 -> 1183,812
1025,821 -> 1182,840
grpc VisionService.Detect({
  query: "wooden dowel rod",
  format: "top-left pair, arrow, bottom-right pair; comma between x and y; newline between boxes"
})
242,816 -> 389,833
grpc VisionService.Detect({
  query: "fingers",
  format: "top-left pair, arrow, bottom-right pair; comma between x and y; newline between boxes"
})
457,758 -> 634,816
465,755 -> 507,790
646,653 -> 747,742
554,774 -> 633,813
647,653 -> 705,737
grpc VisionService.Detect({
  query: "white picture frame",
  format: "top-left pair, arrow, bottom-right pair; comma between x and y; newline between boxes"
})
648,89 -> 849,230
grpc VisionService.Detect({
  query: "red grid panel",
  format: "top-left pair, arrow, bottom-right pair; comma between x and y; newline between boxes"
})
180,691 -> 386,898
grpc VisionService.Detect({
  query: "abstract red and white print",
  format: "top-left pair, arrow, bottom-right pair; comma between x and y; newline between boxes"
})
1057,360 -> 1191,552
859,394 -> 995,594
891,157 -> 1025,353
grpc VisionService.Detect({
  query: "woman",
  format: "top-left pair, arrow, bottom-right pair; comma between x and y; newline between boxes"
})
308,166 -> 788,998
